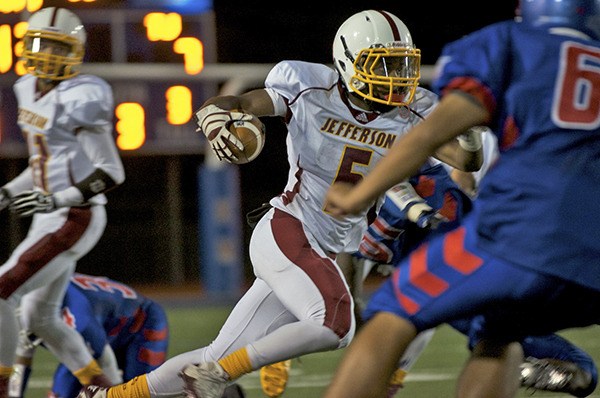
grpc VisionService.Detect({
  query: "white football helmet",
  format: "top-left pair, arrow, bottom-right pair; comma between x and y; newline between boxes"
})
333,10 -> 421,107
22,7 -> 86,80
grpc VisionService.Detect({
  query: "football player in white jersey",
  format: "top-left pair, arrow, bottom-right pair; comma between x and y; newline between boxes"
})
0,7 -> 124,397
76,10 -> 481,398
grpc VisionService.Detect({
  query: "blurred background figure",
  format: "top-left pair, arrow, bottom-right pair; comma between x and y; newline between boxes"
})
0,7 -> 125,397
9,273 -> 169,398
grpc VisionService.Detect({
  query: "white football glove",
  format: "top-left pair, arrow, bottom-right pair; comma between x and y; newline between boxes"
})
386,182 -> 448,229
9,190 -> 56,217
0,188 -> 10,212
194,104 -> 254,163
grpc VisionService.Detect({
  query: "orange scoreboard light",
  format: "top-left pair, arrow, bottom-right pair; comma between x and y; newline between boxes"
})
0,4 -> 214,154
0,1 -> 43,14
116,103 -> 146,150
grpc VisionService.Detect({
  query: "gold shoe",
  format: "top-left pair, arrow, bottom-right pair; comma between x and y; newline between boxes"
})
260,360 -> 292,398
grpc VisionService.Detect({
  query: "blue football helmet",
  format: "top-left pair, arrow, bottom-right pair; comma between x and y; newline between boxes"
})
519,0 -> 600,39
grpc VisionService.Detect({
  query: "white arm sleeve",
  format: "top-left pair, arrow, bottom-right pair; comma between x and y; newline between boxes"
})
64,76 -> 124,186
78,128 -> 125,185
52,128 -> 125,208
264,87 -> 288,117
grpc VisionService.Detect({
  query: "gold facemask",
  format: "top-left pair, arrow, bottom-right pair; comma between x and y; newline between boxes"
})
22,30 -> 84,80
350,46 -> 421,107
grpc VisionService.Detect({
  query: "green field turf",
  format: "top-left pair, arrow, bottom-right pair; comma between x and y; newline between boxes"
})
25,306 -> 600,397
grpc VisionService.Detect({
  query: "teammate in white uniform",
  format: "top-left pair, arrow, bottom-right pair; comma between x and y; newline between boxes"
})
76,10 -> 480,398
0,7 -> 124,397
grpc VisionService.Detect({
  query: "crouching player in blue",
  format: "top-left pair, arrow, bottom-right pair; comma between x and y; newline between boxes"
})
356,139 -> 597,397
9,273 -> 170,398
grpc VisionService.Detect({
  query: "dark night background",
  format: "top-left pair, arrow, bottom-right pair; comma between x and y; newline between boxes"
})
0,1 -> 518,290
212,2 -> 518,65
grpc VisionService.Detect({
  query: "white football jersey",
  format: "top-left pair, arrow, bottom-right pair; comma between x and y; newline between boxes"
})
13,74 -> 122,205
265,61 -> 438,253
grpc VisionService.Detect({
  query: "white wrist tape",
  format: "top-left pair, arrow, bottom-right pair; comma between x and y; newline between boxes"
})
406,202 -> 433,223
386,182 -> 433,223
457,127 -> 483,152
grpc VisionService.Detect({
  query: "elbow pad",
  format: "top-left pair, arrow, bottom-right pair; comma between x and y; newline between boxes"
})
76,168 -> 119,201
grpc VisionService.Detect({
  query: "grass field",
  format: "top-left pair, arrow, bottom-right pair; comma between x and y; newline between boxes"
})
25,305 -> 600,397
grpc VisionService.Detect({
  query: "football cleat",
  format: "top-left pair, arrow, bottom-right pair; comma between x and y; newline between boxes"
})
260,360 -> 292,398
180,362 -> 229,398
76,385 -> 108,398
520,357 -> 596,397
387,368 -> 407,398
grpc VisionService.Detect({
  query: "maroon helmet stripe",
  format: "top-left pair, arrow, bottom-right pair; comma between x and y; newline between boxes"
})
50,7 -> 58,27
377,10 -> 400,40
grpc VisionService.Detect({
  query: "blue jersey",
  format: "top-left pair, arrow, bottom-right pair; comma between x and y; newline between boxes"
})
52,273 -> 169,398
359,163 -> 472,264
434,21 -> 600,289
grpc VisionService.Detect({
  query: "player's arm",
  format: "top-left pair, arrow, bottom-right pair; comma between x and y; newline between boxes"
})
450,169 -> 477,198
194,89 -> 278,163
326,92 -> 490,216
9,86 -> 125,217
8,129 -> 125,217
202,89 -> 276,117
56,80 -> 125,206
433,126 -> 484,172
73,126 -> 126,200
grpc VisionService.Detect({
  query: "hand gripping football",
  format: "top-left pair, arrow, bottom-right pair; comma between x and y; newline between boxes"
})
226,113 -> 266,164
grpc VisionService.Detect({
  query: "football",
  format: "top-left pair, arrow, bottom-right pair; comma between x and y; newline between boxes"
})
225,113 -> 266,164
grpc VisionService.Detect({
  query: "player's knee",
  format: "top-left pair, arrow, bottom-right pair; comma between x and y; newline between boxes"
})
26,309 -> 62,334
303,321 -> 342,351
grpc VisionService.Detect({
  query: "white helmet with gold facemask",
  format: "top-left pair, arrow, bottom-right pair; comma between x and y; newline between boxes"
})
22,7 -> 86,80
333,10 -> 421,108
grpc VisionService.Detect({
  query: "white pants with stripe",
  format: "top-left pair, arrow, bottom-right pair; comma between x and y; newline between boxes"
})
146,208 -> 356,397
0,206 -> 106,374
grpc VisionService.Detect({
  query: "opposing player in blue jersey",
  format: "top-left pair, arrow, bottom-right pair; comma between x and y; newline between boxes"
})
358,148 -> 597,397
10,273 -> 169,398
10,273 -> 246,398
324,1 -> 600,397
